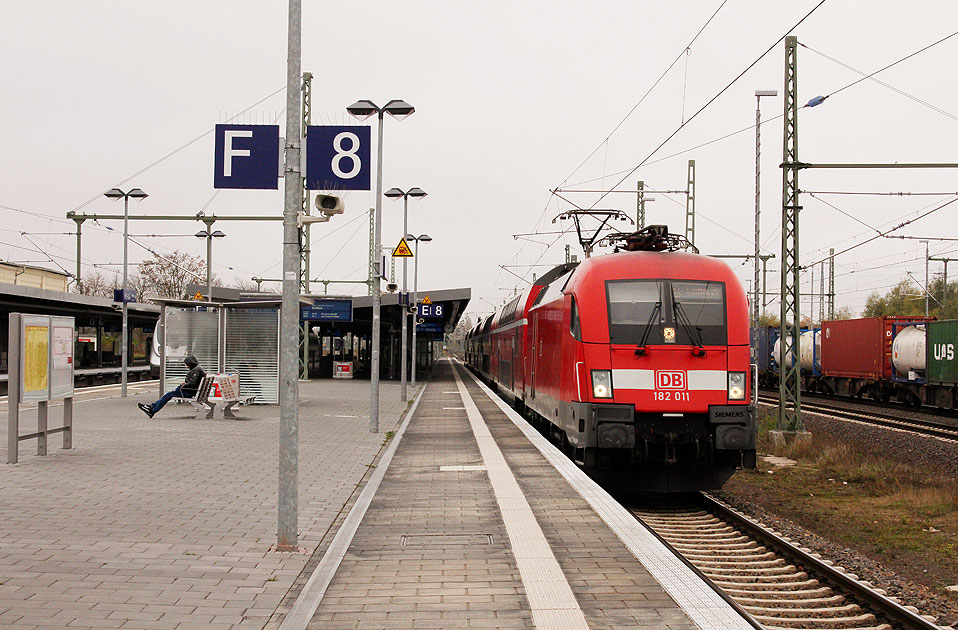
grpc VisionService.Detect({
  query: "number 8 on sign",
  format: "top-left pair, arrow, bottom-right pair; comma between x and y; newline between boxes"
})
304,125 -> 371,191
332,132 -> 361,179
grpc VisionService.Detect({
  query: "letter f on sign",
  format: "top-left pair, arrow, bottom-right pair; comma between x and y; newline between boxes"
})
223,130 -> 253,177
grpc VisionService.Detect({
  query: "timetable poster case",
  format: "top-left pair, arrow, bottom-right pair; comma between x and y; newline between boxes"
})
19,315 -> 75,402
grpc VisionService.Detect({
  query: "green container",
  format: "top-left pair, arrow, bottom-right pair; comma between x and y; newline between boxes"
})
927,319 -> 958,385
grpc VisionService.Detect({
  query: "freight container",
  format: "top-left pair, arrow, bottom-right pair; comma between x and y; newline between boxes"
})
926,319 -> 958,385
821,316 -> 935,380
750,326 -> 774,372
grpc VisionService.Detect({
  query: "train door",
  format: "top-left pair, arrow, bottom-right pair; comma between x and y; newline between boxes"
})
530,313 -> 538,400
510,335 -> 516,393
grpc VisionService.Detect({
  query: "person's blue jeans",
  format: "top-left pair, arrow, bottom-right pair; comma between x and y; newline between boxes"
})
151,386 -> 186,415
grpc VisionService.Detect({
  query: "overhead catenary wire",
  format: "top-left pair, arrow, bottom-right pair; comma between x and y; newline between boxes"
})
582,0 -> 829,213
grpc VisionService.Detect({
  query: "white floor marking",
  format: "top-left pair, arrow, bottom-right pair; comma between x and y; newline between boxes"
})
278,385 -> 426,630
439,465 -> 486,472
460,360 -> 754,630
452,365 -> 590,630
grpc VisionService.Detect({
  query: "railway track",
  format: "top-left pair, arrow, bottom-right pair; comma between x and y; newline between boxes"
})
757,395 -> 958,441
630,494 -> 946,630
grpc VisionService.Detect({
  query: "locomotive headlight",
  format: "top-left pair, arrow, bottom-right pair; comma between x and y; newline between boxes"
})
591,370 -> 613,399
728,371 -> 746,400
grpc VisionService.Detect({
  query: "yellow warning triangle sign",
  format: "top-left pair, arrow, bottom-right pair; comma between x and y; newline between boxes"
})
392,238 -> 414,257
422,294 -> 432,305
194,291 -> 203,300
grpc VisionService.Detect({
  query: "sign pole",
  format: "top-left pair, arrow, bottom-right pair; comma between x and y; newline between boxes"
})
278,0 -> 302,552
7,313 -> 20,464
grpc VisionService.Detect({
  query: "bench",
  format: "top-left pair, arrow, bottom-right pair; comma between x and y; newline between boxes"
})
174,375 -> 256,420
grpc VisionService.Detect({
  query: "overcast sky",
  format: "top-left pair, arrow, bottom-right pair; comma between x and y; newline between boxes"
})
2,1 -> 957,319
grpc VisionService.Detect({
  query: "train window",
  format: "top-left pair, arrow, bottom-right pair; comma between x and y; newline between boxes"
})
606,280 -> 727,346
607,280 -> 664,344
570,296 -> 582,340
671,281 -> 726,345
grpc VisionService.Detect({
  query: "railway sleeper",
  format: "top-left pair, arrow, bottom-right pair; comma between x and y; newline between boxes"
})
670,540 -> 762,551
744,603 -> 863,618
651,524 -> 736,534
762,626 -> 891,630
708,571 -> 810,584
693,557 -> 785,570
721,585 -> 830,598
736,594 -> 846,608
702,564 -> 800,576
681,549 -> 774,562
752,612 -> 881,629
656,532 -> 750,541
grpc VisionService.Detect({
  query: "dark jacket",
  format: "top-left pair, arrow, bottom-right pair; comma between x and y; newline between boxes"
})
182,355 -> 206,396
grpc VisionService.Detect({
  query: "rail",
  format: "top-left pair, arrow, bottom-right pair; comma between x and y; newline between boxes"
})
757,394 -> 958,441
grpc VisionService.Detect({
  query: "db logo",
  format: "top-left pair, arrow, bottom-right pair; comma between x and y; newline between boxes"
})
656,370 -> 687,390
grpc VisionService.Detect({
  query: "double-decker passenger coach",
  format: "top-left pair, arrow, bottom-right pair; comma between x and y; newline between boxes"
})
467,225 -> 756,492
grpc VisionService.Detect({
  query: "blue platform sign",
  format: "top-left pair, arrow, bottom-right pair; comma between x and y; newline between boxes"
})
300,299 -> 353,322
416,322 -> 444,334
113,288 -> 136,303
213,124 -> 280,190
305,125 -> 371,191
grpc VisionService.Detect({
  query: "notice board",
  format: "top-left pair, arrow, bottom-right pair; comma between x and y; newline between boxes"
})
19,314 -> 75,402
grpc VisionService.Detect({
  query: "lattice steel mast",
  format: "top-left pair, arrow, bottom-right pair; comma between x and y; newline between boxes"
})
779,36 -> 803,433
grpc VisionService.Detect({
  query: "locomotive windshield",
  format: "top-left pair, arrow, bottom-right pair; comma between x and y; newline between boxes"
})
607,279 -> 726,345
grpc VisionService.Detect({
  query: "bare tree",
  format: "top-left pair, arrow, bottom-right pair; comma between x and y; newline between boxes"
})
75,270 -> 117,297
138,250 -> 207,299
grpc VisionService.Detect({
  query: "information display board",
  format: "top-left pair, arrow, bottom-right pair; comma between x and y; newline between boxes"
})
50,316 -> 75,399
18,315 -> 75,402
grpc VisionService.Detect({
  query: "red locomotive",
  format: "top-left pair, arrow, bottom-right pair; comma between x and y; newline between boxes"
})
466,225 -> 756,491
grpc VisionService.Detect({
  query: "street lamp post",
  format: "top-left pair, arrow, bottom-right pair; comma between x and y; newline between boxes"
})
384,187 -> 427,402
406,234 -> 432,387
346,99 -> 415,432
104,187 -> 148,398
753,89 -> 777,332
194,228 -> 226,301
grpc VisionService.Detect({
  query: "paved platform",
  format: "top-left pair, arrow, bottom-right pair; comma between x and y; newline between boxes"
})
0,378 -> 408,629
274,360 -> 754,630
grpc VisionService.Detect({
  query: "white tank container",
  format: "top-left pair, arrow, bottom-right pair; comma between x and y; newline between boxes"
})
892,325 -> 925,377
773,330 -> 821,372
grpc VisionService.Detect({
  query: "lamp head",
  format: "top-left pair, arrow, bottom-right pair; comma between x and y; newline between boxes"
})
384,187 -> 405,199
407,187 -> 427,198
194,231 -> 207,239
211,230 -> 226,238
346,99 -> 378,120
755,89 -> 778,97
104,188 -> 125,200
383,99 -> 414,120
419,234 -> 433,242
128,188 -> 148,200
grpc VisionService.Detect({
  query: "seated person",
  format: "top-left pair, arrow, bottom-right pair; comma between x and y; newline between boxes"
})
138,355 -> 205,418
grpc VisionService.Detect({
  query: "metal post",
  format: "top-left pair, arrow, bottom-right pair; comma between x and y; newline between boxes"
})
778,35 -> 803,434
300,72 -> 312,381
685,160 -> 696,246
944,261 -> 950,314
819,261 -> 825,323
924,240 -> 930,316
370,114 -> 385,433
828,248 -> 835,319
762,256 -> 768,312
7,313 -> 20,464
636,180 -> 645,229
411,238 -> 419,387
368,208 -> 374,296
121,195 -> 129,397
74,218 -> 83,293
400,196 -> 408,402
278,0 -> 302,552
37,401 -> 48,456
206,231 -> 213,302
